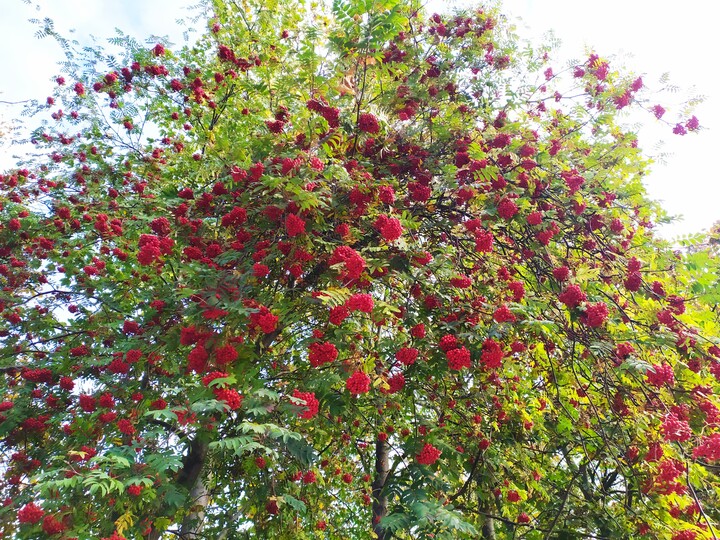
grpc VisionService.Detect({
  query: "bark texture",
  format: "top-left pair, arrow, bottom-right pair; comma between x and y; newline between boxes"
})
372,438 -> 391,540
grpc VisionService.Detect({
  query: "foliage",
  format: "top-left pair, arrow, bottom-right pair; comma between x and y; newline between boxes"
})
0,0 -> 717,539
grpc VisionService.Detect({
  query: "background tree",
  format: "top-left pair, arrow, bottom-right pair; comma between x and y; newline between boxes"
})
0,0 -> 717,539
0,96 -> 17,148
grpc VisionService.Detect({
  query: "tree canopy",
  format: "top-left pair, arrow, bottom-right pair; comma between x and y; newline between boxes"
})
0,1 -> 718,539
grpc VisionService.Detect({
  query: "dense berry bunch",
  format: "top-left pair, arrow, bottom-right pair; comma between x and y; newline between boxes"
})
17,503 -> 44,524
308,341 -> 338,367
358,113 -> 380,133
416,443 -> 442,465
446,347 -> 471,370
395,347 -> 419,366
292,389 -> 319,419
346,371 -> 371,394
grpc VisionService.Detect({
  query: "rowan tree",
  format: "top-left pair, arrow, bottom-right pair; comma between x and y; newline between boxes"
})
0,1 -> 718,539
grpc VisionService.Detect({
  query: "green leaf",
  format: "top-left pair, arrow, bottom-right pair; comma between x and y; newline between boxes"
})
284,436 -> 318,467
282,494 -> 307,514
156,483 -> 186,509
379,512 -> 413,531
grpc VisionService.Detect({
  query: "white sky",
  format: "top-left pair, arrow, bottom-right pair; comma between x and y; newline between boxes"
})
0,0 -> 716,239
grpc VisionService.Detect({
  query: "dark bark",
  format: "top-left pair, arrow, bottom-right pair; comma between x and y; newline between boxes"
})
372,438 -> 391,540
479,497 -> 497,540
177,438 -> 210,539
481,517 -> 496,540
148,437 -> 209,540
179,474 -> 210,539
178,437 -> 209,491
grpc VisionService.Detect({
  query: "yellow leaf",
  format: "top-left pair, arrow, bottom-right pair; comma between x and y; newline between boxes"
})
115,511 -> 135,535
336,76 -> 356,96
574,266 -> 601,284
153,517 -> 171,531
363,356 -> 376,372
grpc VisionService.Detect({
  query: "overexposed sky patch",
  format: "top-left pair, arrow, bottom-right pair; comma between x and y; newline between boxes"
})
0,0 -> 189,102
504,0 -> 717,239
1,0 -> 716,239
0,0 -> 192,174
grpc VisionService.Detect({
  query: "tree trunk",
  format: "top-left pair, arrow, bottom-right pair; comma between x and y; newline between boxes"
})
179,474 -> 210,539
148,437 -> 209,540
481,516 -> 496,540
372,438 -> 391,540
177,438 -> 209,539
479,499 -> 496,540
